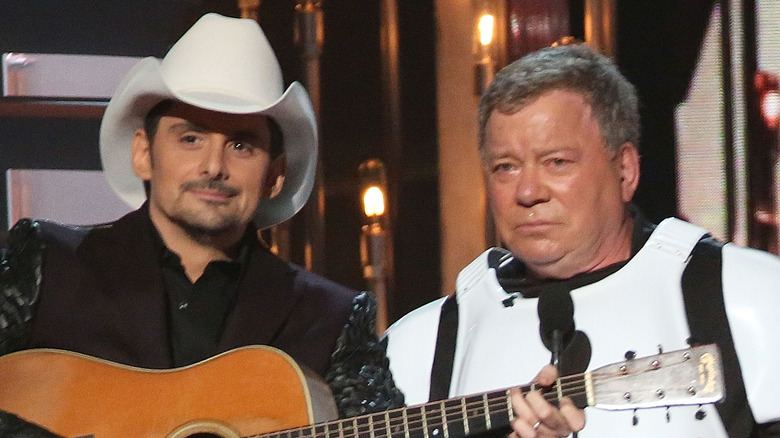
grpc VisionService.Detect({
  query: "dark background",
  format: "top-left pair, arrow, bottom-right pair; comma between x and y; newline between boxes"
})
0,1 -> 718,323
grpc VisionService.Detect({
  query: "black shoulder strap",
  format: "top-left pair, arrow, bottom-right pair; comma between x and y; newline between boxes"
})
681,237 -> 756,438
428,295 -> 459,401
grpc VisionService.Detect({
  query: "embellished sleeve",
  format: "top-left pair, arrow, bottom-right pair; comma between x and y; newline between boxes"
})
0,219 -> 44,356
324,291 -> 405,418
0,411 -> 61,438
0,221 -> 64,436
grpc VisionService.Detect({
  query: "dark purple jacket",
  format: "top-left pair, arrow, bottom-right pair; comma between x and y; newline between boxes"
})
23,205 -> 356,376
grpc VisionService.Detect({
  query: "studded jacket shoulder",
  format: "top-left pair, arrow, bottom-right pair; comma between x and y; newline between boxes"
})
0,219 -> 44,357
326,291 -> 405,418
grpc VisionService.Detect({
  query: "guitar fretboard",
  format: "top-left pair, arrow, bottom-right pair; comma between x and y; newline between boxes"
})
254,375 -> 588,438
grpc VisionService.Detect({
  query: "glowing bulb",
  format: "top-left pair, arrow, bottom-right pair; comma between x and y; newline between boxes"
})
478,14 -> 495,46
363,186 -> 386,217
762,90 -> 780,129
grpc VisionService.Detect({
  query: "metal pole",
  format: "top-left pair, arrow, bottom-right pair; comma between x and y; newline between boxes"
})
584,0 -> 616,57
295,0 -> 326,273
238,0 -> 261,20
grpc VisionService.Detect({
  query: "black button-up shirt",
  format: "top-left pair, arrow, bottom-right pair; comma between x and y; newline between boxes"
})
155,229 -> 253,367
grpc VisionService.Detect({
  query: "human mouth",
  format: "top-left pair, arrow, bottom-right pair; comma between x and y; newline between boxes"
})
182,181 -> 239,202
516,220 -> 557,232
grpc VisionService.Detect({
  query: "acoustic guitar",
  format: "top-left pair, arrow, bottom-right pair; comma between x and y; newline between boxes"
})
0,344 -> 723,438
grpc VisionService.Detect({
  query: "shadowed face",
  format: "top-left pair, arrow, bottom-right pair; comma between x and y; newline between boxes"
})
482,89 -> 639,279
132,102 -> 277,239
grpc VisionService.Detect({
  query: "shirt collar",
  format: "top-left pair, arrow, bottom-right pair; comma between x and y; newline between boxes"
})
140,203 -> 256,271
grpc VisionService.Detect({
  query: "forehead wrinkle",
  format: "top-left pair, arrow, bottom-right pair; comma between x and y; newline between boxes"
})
486,112 -> 567,159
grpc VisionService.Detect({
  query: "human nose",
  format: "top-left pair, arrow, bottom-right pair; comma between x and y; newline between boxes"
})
514,166 -> 550,207
199,137 -> 229,180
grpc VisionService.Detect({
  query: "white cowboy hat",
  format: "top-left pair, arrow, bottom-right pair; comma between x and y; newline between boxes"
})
99,13 -> 317,230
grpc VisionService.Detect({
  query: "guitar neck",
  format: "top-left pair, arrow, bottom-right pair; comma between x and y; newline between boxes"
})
254,376 -> 588,438
252,343 -> 725,438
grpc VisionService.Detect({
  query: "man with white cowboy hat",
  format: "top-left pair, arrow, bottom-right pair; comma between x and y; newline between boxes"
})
0,13 -> 582,438
0,13 -> 406,435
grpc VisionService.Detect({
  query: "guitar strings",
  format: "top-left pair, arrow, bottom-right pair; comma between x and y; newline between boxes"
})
256,365 -> 687,438
258,385 -> 591,438
259,382 -> 591,437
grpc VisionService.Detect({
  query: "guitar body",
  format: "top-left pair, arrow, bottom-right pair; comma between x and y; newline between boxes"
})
0,346 -> 321,438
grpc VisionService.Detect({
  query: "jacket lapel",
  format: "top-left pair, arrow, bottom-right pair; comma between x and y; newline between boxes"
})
219,246 -> 302,351
79,207 -> 173,368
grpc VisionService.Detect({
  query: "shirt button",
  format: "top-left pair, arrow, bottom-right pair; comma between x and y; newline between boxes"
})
178,302 -> 189,311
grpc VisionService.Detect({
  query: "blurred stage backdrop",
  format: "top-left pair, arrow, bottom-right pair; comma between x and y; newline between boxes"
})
1,0 -> 776,326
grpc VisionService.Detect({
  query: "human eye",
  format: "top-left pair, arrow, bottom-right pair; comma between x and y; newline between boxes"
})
491,161 -> 516,174
544,154 -> 575,170
487,160 -> 520,183
179,134 -> 203,147
229,141 -> 260,156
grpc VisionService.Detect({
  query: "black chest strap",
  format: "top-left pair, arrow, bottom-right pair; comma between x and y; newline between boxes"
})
681,237 -> 760,438
428,295 -> 458,401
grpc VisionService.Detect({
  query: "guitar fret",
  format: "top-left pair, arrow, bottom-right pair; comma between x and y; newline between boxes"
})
355,415 -> 371,438
423,402 -> 445,438
440,400 -> 449,438
482,394 -> 491,430
506,389 -> 514,424
385,408 -> 406,438
403,409 -> 410,438
422,405 -> 429,438
464,394 -> 486,434
440,399 -> 464,438
385,412 -> 391,437
405,406 -> 425,438
371,411 -> 389,438
460,398 -> 469,436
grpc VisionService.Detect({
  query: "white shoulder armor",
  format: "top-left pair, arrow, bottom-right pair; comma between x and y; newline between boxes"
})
384,296 -> 447,405
721,243 -> 780,423
384,249 -> 499,405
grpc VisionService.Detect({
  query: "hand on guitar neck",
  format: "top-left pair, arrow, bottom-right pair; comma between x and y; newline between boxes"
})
509,364 -> 585,437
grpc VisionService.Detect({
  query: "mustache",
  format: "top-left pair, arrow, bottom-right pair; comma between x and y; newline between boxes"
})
180,180 -> 240,197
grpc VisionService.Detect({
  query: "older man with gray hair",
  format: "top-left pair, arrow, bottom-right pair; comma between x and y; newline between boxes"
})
386,44 -> 780,437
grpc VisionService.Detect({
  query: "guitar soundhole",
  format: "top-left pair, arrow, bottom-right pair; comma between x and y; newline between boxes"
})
168,420 -> 240,438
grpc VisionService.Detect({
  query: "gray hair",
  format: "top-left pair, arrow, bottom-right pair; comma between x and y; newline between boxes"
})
478,44 -> 640,157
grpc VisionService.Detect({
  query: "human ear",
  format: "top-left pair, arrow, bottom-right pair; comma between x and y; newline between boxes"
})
131,129 -> 153,181
262,154 -> 286,199
617,142 -> 640,202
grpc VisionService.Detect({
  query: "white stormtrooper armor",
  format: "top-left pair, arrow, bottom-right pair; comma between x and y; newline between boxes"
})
386,218 -> 780,437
